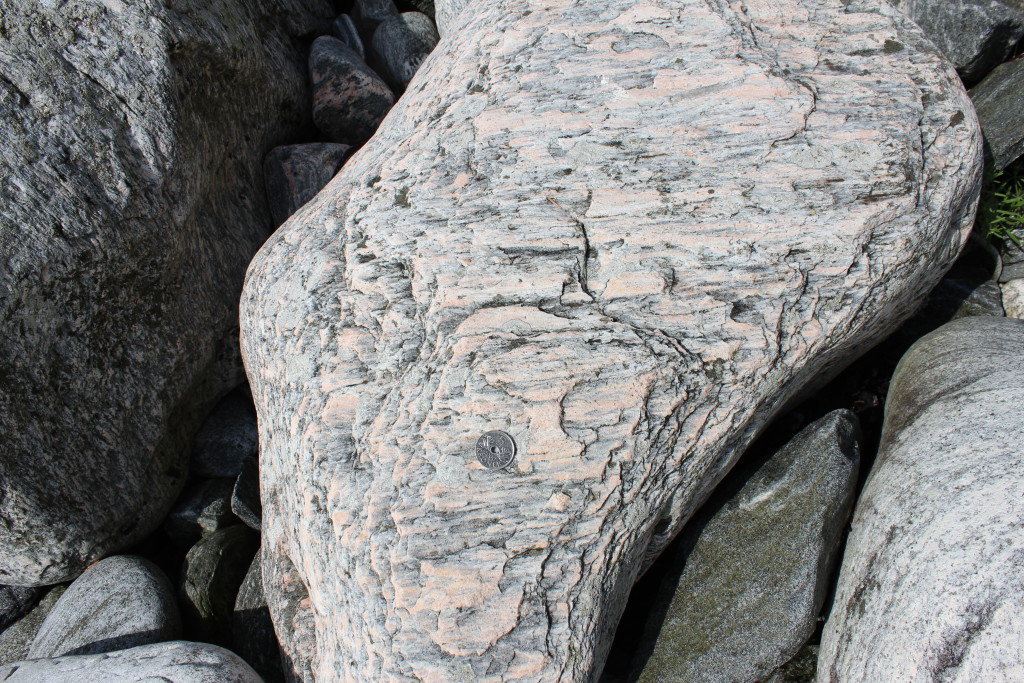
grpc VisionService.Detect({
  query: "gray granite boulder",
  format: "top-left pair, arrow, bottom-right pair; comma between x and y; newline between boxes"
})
311,36 -> 396,146
265,143 -> 351,228
370,12 -> 440,91
240,0 -> 982,678
164,479 -> 239,547
191,387 -> 259,480
0,641 -> 262,682
971,57 -> 1024,171
819,317 -> 1024,681
232,456 -> 262,531
233,554 -> 285,682
0,586 -> 65,665
28,555 -> 179,659
0,586 -> 41,633
434,0 -> 470,36
0,0 -> 333,586
181,525 -> 260,645
890,0 -> 1024,84
632,411 -> 860,682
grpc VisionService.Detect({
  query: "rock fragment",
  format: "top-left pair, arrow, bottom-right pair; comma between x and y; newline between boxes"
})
370,12 -> 440,91
233,554 -> 286,683
163,479 -> 239,547
970,57 -> 1024,171
310,36 -> 396,145
264,143 -> 351,228
0,586 -> 66,665
180,525 -> 260,645
0,586 -> 41,633
332,14 -> 366,60
231,456 -> 262,531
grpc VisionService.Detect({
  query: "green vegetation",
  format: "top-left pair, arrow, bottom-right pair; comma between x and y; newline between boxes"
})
977,158 -> 1024,247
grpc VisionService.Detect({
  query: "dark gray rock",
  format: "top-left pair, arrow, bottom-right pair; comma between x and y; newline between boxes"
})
0,586 -> 65,665
0,586 -> 41,633
633,411 -> 861,683
181,525 -> 260,645
191,388 -> 259,480
0,641 -> 263,682
164,479 -> 239,547
311,36 -> 396,146
0,0 -> 334,586
231,457 -> 262,531
233,554 -> 285,683
820,317 -> 1024,680
407,0 -> 436,19
971,57 -> 1024,172
332,14 -> 366,60
264,143 -> 351,228
890,0 -> 1024,84
766,644 -> 819,683
370,12 -> 440,91
352,0 -> 401,39
28,555 -> 180,659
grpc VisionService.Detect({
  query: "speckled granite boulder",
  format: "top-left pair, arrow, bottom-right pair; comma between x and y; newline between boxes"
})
819,317 -> 1024,681
0,0 -> 333,586
240,0 -> 982,678
311,36 -> 396,145
0,641 -> 262,682
370,12 -> 440,91
889,0 -> 1024,85
634,411 -> 860,683
0,586 -> 65,665
28,556 -> 180,659
265,143 -> 352,228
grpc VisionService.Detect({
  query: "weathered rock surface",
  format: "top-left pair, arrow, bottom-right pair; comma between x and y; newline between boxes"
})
0,586 -> 41,633
632,411 -> 860,682
240,0 -> 982,679
233,554 -> 286,682
28,555 -> 180,659
191,387 -> 260,480
0,0 -> 333,586
1000,277 -> 1024,316
232,456 -> 263,531
819,316 -> 1024,681
0,586 -> 65,665
434,0 -> 470,36
265,143 -> 352,228
311,36 -> 396,145
164,479 -> 239,547
0,641 -> 263,682
371,12 -> 440,91
970,57 -> 1024,171
181,525 -> 259,645
890,0 -> 1024,85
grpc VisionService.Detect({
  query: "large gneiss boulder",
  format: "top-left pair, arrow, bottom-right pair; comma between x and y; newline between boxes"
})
0,0 -> 333,585
0,641 -> 263,682
818,317 -> 1024,681
240,0 -> 982,679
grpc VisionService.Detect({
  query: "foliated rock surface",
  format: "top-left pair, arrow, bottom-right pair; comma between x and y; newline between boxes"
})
240,0 -> 982,679
28,555 -> 180,659
0,0 -> 333,585
634,410 -> 860,683
819,317 -> 1024,682
0,641 -> 263,683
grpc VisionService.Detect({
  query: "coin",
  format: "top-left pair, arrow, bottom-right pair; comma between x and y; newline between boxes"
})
475,431 -> 516,469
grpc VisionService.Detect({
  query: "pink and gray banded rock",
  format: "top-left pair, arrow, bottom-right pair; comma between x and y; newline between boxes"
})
240,0 -> 982,679
311,36 -> 397,145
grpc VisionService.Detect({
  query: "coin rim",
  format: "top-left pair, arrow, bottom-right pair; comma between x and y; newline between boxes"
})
475,430 -> 516,469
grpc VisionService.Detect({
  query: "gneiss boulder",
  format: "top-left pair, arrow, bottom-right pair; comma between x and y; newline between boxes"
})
0,0 -> 333,585
0,641 -> 262,683
819,317 -> 1024,681
28,555 -> 180,659
240,0 -> 981,679
631,411 -> 861,683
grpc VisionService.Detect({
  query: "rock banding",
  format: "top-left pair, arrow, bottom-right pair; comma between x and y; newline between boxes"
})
0,0 -> 333,585
240,0 -> 982,679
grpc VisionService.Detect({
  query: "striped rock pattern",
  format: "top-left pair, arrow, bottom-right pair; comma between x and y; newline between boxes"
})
240,0 -> 981,679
